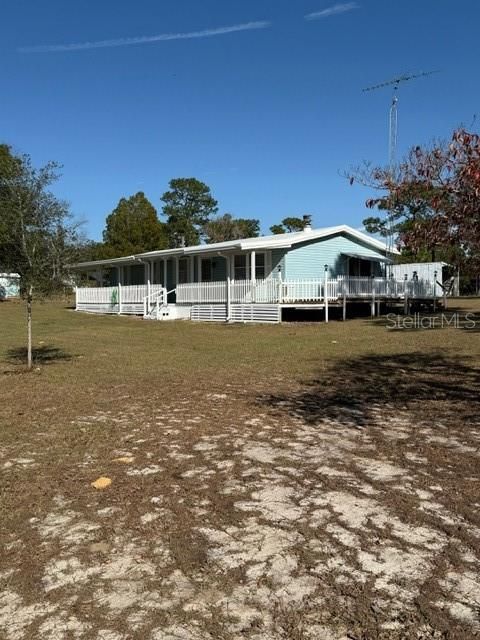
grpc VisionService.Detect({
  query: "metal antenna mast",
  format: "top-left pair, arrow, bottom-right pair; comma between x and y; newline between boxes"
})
363,70 -> 438,170
389,90 -> 398,172
362,70 -> 438,252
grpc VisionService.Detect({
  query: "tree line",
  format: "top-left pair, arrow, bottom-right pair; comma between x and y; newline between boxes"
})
80,178 -> 310,262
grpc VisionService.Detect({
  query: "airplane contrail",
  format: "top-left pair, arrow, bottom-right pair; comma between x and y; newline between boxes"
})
19,21 -> 271,53
305,3 -> 359,20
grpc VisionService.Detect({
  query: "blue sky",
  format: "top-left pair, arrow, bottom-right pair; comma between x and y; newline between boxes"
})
2,0 -> 478,240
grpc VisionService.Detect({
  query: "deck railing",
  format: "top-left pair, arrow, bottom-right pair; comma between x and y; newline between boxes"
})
175,281 -> 228,304
76,284 -> 164,314
76,276 -> 442,314
176,276 -> 440,305
336,276 -> 407,298
177,277 -> 340,305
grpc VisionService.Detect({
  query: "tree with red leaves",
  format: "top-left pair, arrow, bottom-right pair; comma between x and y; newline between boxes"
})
349,129 -> 480,273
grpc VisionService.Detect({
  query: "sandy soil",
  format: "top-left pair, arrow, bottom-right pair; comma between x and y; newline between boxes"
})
1,379 -> 479,640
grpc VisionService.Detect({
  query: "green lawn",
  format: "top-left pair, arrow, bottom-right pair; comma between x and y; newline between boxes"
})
2,297 -> 479,422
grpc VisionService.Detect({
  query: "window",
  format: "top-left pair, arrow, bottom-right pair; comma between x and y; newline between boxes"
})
234,255 -> 247,280
201,259 -> 212,282
178,258 -> 188,284
255,253 -> 265,280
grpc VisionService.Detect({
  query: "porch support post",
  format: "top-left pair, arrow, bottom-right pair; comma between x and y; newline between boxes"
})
226,275 -> 231,322
324,264 -> 329,323
163,259 -> 168,288
189,256 -> 195,283
277,271 -> 283,304
198,256 -> 202,283
146,263 -> 151,299
371,275 -> 375,318
250,250 -> 256,302
118,282 -> 122,315
175,257 -> 179,287
404,274 -> 409,315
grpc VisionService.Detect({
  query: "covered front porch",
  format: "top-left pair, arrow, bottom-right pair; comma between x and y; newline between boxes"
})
78,249 -> 275,291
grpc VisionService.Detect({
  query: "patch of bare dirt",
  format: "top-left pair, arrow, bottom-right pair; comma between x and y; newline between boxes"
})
1,353 -> 480,639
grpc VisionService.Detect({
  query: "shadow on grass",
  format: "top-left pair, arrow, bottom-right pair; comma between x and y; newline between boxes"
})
6,345 -> 73,366
261,352 -> 480,428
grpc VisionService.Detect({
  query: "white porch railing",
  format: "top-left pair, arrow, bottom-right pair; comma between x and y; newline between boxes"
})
76,276 -> 443,315
177,278 -> 340,305
76,284 -> 164,314
176,277 -> 441,305
176,281 -> 228,304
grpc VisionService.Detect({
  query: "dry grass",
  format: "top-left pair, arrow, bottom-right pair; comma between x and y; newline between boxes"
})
1,297 -> 479,639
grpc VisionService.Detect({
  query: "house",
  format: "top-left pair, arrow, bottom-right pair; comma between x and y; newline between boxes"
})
72,223 -> 441,323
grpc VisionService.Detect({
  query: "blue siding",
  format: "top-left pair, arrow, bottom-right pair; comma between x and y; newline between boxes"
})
284,234 -> 386,279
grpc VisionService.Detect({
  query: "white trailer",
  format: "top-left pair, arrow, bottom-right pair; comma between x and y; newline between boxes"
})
391,262 -> 448,287
0,273 -> 20,299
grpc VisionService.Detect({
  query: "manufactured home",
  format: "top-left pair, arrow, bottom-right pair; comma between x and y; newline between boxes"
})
72,224 -> 443,323
0,273 -> 20,300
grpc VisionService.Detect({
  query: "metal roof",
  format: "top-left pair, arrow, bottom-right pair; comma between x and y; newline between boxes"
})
70,225 -> 399,270
341,252 -> 393,264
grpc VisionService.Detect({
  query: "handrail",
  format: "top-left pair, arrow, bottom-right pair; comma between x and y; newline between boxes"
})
143,287 -> 177,317
143,287 -> 167,317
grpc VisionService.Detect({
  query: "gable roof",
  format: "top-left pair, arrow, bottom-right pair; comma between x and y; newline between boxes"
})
71,225 -> 399,269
